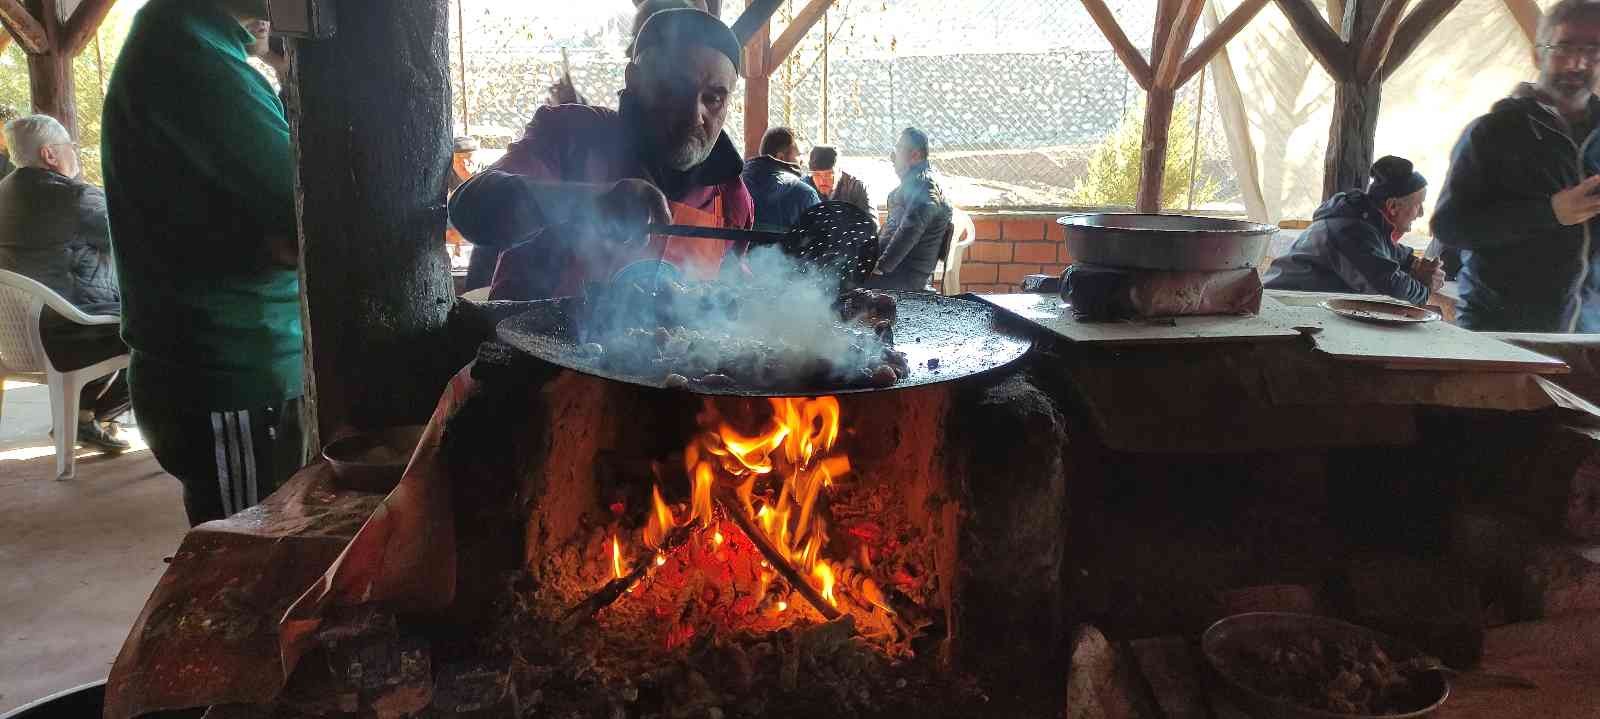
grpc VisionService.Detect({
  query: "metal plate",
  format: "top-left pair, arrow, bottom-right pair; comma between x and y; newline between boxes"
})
1320,298 -> 1441,325
1057,213 -> 1276,271
495,291 -> 1033,397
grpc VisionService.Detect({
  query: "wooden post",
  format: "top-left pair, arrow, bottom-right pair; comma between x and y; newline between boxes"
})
1136,0 -> 1204,213
291,0 -> 456,438
0,0 -> 49,55
743,21 -> 769,158
25,0 -> 75,138
1324,0 -> 1386,196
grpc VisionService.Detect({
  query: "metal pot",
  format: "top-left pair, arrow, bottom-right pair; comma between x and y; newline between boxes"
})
1057,213 -> 1277,271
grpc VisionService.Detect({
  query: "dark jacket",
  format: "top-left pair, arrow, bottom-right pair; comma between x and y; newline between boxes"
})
0,166 -> 119,306
1263,191 -> 1428,305
1433,86 -> 1600,332
742,155 -> 821,231
876,162 -> 952,281
0,150 -> 13,180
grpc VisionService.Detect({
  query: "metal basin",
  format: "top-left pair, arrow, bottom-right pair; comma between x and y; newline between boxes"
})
1057,213 -> 1277,271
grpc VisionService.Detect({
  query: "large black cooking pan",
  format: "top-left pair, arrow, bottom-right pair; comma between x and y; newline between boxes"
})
495,290 -> 1033,397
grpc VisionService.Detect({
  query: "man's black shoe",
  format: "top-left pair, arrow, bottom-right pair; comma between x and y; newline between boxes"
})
78,420 -> 131,452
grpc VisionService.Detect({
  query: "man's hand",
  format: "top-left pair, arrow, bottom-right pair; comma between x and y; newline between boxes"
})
1551,175 -> 1600,226
587,178 -> 671,247
546,75 -> 583,107
1410,255 -> 1445,293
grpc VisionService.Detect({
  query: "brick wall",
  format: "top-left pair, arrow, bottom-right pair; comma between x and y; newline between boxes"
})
953,212 -> 1072,295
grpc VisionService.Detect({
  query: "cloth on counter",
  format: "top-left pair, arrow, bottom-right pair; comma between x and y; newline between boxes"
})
1062,263 -> 1263,320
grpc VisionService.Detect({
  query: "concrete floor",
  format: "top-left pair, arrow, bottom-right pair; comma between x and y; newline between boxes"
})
0,380 -> 188,714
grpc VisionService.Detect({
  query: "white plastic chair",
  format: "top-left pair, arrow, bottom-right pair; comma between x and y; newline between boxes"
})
0,270 -> 129,479
939,208 -> 978,295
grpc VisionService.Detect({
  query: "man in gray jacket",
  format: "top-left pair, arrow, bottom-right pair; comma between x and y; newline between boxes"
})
868,127 -> 952,291
0,115 -> 129,450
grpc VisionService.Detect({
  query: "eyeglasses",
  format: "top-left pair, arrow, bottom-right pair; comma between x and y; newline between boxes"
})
1539,43 -> 1600,60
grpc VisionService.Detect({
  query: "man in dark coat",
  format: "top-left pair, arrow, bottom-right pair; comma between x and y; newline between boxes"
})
1433,0 -> 1600,332
868,127 -> 952,291
743,127 -> 821,231
1265,156 -> 1442,304
0,114 -> 129,450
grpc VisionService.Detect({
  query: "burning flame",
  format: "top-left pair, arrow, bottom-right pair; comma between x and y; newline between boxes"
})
812,563 -> 837,605
643,484 -> 675,549
611,535 -> 624,580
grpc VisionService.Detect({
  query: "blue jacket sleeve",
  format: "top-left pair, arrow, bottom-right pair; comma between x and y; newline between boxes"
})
1325,221 -> 1429,305
1433,119 -> 1564,250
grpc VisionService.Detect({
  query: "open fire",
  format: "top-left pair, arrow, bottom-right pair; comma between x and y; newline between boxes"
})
598,396 -> 907,651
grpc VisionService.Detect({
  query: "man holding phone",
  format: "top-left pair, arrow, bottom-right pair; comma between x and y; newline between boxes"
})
1433,0 -> 1600,332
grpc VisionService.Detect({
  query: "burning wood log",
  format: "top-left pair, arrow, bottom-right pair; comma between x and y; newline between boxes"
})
713,486 -> 843,621
558,524 -> 695,634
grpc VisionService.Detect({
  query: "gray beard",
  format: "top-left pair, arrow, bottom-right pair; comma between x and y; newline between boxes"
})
660,134 -> 715,171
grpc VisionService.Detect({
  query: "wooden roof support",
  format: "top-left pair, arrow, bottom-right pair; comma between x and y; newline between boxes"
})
766,0 -> 832,70
61,0 -> 114,57
1379,0 -> 1463,77
1154,0 -> 1206,90
1355,0 -> 1409,81
1079,0 -> 1153,91
732,0 -> 784,47
1276,0 -> 1351,78
1502,0 -> 1540,48
1175,0 -> 1268,88
0,0 -> 48,55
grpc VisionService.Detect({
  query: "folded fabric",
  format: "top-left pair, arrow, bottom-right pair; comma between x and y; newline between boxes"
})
1061,263 -> 1263,320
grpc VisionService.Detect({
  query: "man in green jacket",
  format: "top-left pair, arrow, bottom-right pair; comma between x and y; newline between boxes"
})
102,0 -> 303,526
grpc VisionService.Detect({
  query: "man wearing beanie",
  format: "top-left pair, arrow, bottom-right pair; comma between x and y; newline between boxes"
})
1265,156 -> 1441,305
450,8 -> 753,299
1433,0 -> 1600,331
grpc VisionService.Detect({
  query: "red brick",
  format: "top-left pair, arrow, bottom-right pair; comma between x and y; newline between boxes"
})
1058,242 -> 1075,264
1013,242 -> 1059,264
1038,262 -> 1069,277
960,263 -> 999,284
1003,219 -> 1048,241
968,241 -> 1013,263
998,263 -> 1041,284
974,220 -> 1003,241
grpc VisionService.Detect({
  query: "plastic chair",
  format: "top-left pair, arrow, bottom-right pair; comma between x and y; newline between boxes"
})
0,270 -> 129,479
938,208 -> 977,295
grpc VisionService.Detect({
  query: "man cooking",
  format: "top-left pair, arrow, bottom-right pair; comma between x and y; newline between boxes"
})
1432,0 -> 1600,332
449,9 -> 753,300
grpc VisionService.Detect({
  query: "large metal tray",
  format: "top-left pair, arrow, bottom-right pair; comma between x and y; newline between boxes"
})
495,291 -> 1033,397
1058,213 -> 1277,271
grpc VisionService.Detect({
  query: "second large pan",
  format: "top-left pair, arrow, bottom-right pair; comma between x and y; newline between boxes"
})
494,291 -> 1033,397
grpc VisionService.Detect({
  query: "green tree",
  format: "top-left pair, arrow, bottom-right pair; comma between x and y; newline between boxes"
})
1070,99 -> 1221,210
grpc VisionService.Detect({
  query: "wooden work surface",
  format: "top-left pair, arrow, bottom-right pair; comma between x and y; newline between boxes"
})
975,293 -> 1304,345
1098,613 -> 1600,719
1268,292 -> 1569,375
978,291 -> 1569,375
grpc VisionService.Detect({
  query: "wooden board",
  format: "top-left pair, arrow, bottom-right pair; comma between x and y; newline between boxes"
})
976,293 -> 1304,346
1268,292 -> 1570,374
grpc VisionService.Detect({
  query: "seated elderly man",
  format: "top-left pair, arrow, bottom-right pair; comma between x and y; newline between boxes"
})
743,127 -> 821,231
868,127 -> 952,292
451,9 -> 753,300
1265,156 -> 1443,305
0,115 -> 129,451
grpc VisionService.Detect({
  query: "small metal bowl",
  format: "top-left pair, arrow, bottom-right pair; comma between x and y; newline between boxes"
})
322,425 -> 426,493
1202,612 -> 1449,719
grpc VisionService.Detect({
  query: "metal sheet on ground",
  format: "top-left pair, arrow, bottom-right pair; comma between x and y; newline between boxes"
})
494,291 -> 1033,397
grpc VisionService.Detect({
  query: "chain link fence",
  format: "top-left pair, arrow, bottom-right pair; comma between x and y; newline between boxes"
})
449,0 -> 1240,212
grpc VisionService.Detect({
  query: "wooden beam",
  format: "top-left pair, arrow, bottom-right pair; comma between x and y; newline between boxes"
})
1502,0 -> 1540,48
766,0 -> 830,70
1154,0 -> 1206,90
1379,0 -> 1463,77
1275,0 -> 1351,79
1176,0 -> 1270,88
731,0 -> 783,47
0,26 -> 10,53
743,21 -> 769,157
60,0 -> 112,56
1328,0 -> 1346,25
1136,88 -> 1176,213
1323,0 -> 1384,196
1079,0 -> 1153,91
0,0 -> 47,54
1355,0 -> 1409,82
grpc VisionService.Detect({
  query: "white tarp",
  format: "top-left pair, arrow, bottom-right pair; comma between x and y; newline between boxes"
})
1206,0 -> 1556,225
